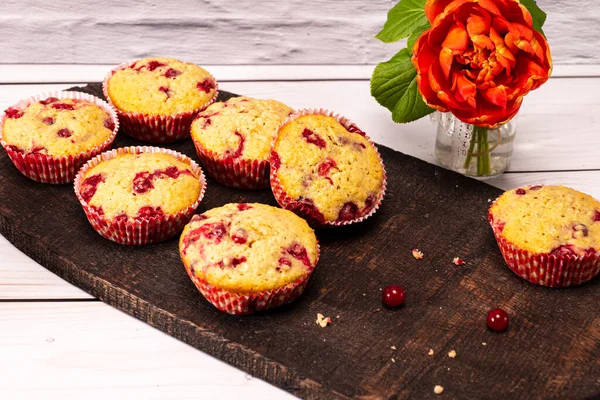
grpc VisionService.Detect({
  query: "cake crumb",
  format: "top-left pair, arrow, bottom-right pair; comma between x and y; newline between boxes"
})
482,342 -> 487,346
391,358 -> 396,363
448,350 -> 456,358
391,345 -> 397,350
316,313 -> 331,328
488,198 -> 492,203
434,385 -> 444,395
412,249 -> 424,260
336,315 -> 340,319
452,257 -> 465,266
428,349 -> 435,356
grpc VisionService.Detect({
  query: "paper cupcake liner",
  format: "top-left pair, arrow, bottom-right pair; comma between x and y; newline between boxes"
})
489,210 -> 600,288
270,108 -> 387,228
0,91 -> 119,184
192,140 -> 270,190
182,245 -> 319,315
102,60 -> 219,144
74,146 -> 206,245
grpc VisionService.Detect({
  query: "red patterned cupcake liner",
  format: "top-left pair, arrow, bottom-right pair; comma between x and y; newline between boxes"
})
182,245 -> 319,315
0,91 -> 119,184
192,140 -> 269,190
270,108 -> 387,228
74,146 -> 206,245
102,60 -> 219,144
489,210 -> 600,288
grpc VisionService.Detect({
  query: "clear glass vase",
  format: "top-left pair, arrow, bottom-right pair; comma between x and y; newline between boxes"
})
433,112 -> 517,179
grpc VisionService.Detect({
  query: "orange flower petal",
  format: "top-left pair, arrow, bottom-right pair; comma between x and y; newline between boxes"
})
443,24 -> 469,52
466,12 -> 491,36
439,48 -> 454,79
425,0 -> 455,24
454,73 -> 477,108
482,86 -> 508,109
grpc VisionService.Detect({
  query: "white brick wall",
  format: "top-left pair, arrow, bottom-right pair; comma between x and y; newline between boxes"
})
1,0 -> 597,65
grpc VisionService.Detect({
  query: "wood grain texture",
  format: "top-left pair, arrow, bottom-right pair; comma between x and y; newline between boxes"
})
1,0 -> 598,65
0,302 -> 294,400
0,83 -> 598,399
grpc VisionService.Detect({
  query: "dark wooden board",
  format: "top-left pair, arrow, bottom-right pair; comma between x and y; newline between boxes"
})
1,83 -> 598,400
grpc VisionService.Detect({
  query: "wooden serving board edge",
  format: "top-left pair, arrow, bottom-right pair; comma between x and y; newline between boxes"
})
0,173 -> 350,400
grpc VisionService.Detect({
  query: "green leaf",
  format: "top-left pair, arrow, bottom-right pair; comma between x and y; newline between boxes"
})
519,0 -> 547,37
376,0 -> 429,43
370,48 -> 434,124
407,22 -> 430,55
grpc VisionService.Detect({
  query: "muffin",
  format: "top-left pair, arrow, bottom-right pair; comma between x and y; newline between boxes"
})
75,146 -> 206,245
0,91 -> 118,183
271,109 -> 386,227
489,185 -> 600,287
191,96 -> 293,189
180,203 -> 319,315
103,57 -> 218,143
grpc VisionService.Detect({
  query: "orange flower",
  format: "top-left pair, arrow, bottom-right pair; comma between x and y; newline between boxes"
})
412,0 -> 552,128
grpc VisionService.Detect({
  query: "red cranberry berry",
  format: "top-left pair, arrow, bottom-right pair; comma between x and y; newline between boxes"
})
5,108 -> 23,119
487,308 -> 509,332
145,60 -> 167,71
164,68 -> 181,78
57,128 -> 72,138
52,103 -> 75,111
39,97 -> 59,105
197,78 -> 216,93
594,210 -> 600,222
515,188 -> 526,195
226,131 -> 245,158
301,128 -> 327,148
337,202 -> 359,221
103,118 -> 115,131
42,117 -> 54,125
382,285 -> 406,308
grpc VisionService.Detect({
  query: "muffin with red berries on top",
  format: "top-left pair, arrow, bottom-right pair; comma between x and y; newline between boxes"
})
270,109 -> 386,227
0,91 -> 118,184
179,203 -> 319,315
103,57 -> 218,143
489,185 -> 600,287
75,146 -> 205,245
190,96 -> 293,189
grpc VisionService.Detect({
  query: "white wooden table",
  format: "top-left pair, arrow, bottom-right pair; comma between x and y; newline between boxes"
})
1,64 -> 599,399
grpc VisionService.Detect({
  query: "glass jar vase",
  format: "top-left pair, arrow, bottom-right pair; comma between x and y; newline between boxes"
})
433,112 -> 517,179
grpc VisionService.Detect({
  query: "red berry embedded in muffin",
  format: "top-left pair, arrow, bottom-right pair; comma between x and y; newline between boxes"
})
103,118 -> 115,131
301,128 -> 326,148
382,285 -> 406,308
197,78 -> 216,93
57,128 -> 73,138
237,204 -> 252,211
158,86 -> 172,99
337,202 -> 359,222
231,229 -> 248,244
164,68 -> 181,78
286,242 -> 311,267
5,108 -> 23,119
487,308 -> 509,332
39,97 -> 59,105
52,102 -> 76,111
42,117 -> 54,125
135,206 -> 164,222
80,174 -> 106,203
226,131 -> 245,159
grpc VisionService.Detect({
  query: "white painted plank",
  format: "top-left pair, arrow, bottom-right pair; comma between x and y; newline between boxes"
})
0,302 -> 295,400
0,65 -> 377,84
1,64 -> 598,85
0,0 -> 597,65
0,235 -> 92,300
0,78 -> 598,174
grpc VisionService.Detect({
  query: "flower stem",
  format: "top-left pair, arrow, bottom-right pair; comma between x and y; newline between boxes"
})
463,129 -> 477,170
465,125 -> 491,176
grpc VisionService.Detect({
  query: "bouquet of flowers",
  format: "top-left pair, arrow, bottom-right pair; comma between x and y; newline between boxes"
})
371,0 -> 552,177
